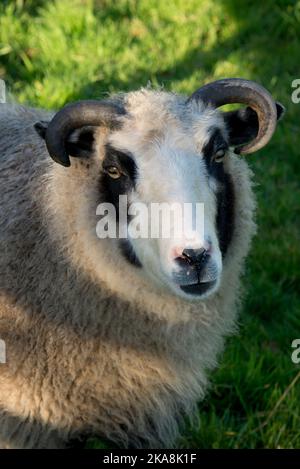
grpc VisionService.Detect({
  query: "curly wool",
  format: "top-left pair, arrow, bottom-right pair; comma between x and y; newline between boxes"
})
0,97 -> 256,448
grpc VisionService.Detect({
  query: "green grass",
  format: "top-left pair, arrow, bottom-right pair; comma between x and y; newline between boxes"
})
1,0 -> 300,449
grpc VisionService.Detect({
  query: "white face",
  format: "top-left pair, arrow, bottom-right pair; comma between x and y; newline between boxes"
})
102,90 -> 232,300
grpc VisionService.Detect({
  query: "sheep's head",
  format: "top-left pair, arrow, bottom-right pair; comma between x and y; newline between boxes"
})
35,79 -> 284,300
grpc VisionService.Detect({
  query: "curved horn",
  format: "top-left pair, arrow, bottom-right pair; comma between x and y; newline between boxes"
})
45,100 -> 126,167
187,78 -> 277,154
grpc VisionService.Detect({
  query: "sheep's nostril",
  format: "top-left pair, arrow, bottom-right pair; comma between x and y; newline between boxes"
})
175,254 -> 192,269
181,248 -> 208,267
174,247 -> 210,272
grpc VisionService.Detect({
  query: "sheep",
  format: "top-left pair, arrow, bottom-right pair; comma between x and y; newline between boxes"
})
0,79 -> 284,449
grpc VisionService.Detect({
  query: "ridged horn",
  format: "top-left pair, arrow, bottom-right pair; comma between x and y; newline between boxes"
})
45,100 -> 126,166
187,78 -> 277,154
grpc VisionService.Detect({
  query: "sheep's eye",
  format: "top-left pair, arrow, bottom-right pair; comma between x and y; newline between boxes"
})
105,166 -> 122,179
214,148 -> 227,163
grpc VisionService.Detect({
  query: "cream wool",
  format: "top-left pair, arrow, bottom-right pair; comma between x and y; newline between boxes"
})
0,91 -> 258,448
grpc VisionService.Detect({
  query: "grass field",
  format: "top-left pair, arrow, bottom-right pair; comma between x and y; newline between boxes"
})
1,0 -> 299,449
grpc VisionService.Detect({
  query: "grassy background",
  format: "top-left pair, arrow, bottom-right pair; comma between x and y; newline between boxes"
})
1,0 -> 299,449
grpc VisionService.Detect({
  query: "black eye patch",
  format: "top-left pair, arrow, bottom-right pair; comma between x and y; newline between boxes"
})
202,128 -> 234,257
202,128 -> 228,167
202,128 -> 229,183
99,145 -> 141,268
103,144 -> 138,184
99,145 -> 138,213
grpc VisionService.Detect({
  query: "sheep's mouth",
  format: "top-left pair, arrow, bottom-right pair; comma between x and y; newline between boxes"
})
180,280 -> 216,296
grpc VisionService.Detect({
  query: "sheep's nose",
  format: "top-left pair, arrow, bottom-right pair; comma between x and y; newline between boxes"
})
175,247 -> 210,270
183,248 -> 208,266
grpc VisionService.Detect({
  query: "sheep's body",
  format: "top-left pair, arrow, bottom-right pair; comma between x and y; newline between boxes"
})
0,95 -> 256,448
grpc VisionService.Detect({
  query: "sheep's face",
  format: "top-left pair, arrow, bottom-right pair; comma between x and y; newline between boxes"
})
36,84 -> 283,301
96,91 -> 234,300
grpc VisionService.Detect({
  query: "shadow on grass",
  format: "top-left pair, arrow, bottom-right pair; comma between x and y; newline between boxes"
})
1,0 -> 47,16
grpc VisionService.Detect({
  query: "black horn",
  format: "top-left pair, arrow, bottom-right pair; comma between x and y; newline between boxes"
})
187,78 -> 278,154
45,100 -> 126,167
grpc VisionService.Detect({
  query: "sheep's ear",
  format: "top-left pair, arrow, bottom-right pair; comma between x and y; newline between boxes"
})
223,102 -> 285,147
34,121 -> 48,140
64,126 -> 95,159
34,122 -> 96,159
